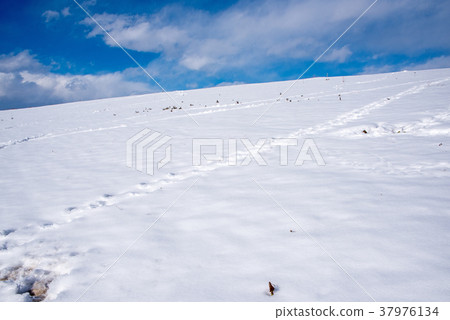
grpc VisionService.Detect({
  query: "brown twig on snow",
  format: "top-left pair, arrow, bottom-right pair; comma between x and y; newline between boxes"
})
269,282 -> 275,295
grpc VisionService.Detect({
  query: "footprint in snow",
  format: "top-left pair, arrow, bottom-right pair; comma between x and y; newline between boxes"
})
125,191 -> 140,197
65,207 -> 78,213
40,223 -> 58,230
89,200 -> 106,209
1,229 -> 16,237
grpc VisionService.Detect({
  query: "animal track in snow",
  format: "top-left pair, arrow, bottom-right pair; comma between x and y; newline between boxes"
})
0,125 -> 127,150
290,79 -> 450,138
0,135 -> 48,150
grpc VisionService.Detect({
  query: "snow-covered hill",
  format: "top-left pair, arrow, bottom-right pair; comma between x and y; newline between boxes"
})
1,68 -> 449,301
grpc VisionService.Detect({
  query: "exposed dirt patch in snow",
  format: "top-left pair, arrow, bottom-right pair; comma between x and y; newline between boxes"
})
0,265 -> 54,302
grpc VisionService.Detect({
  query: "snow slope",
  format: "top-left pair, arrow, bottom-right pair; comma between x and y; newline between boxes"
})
0,68 -> 449,301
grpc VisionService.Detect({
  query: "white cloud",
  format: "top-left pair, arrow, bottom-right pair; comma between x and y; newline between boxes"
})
0,51 -> 45,73
42,10 -> 60,23
352,0 -> 450,54
80,0 -> 450,76
42,7 -> 72,23
180,55 -> 213,71
216,81 -> 246,87
81,0 -> 373,72
83,13 -> 188,54
361,64 -> 397,75
361,56 -> 450,75
407,56 -> 450,71
322,46 -> 352,63
0,51 -> 154,109
61,7 -> 71,17
82,0 -> 97,8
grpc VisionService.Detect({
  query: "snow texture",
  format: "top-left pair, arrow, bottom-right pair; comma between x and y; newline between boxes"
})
1,68 -> 449,301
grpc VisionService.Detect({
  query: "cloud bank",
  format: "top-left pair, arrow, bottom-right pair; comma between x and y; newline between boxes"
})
82,0 -> 450,72
0,51 -> 153,109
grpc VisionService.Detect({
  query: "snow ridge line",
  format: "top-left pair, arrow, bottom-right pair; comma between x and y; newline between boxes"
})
149,76 -> 450,122
177,77 -> 442,113
122,76 -> 448,125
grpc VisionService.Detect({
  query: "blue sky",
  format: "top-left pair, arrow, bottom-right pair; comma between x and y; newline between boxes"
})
0,0 -> 449,110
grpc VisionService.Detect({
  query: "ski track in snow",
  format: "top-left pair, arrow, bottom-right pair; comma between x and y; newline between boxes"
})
1,73 -> 450,301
